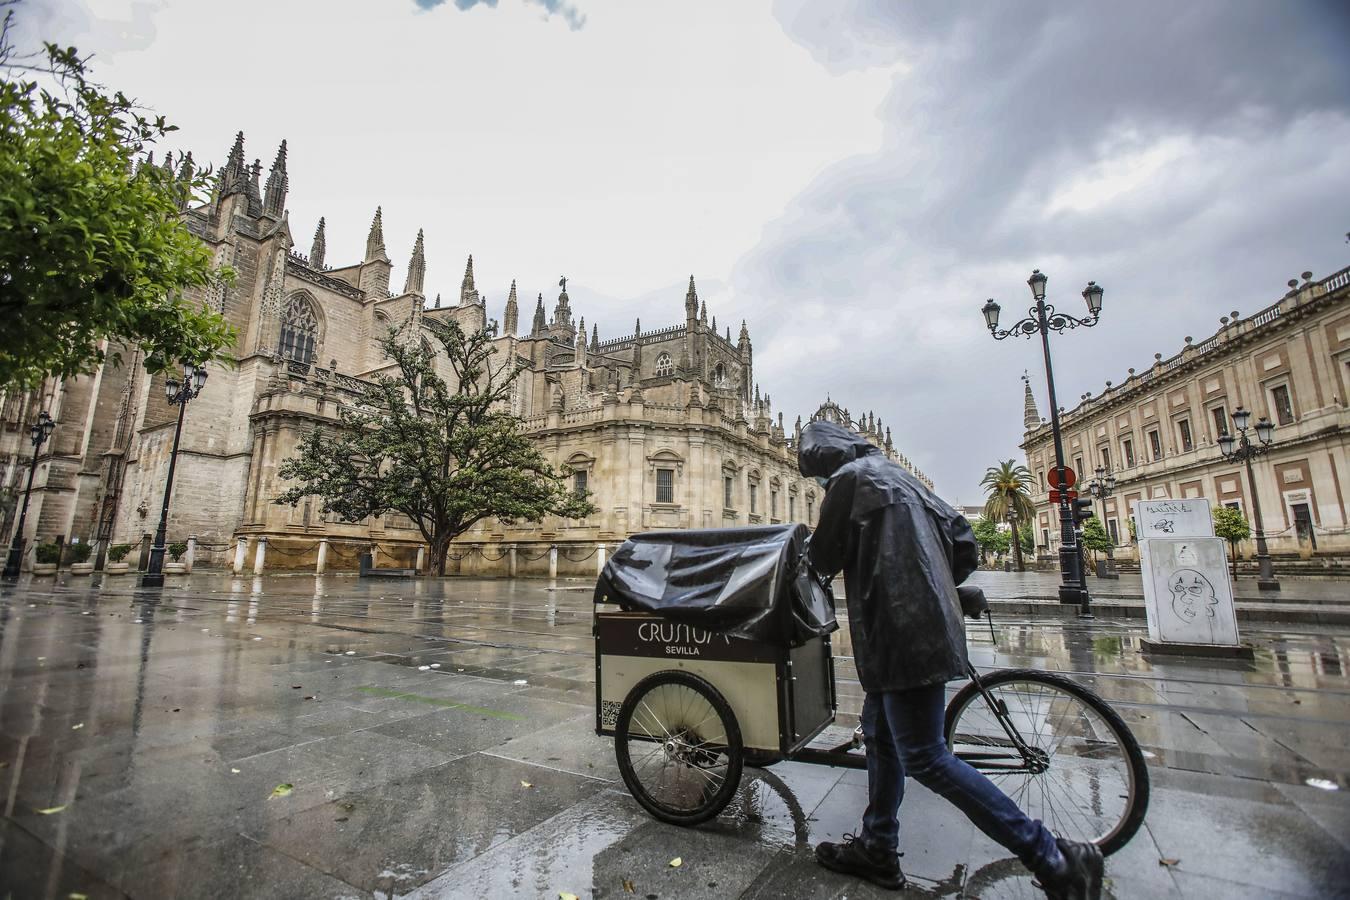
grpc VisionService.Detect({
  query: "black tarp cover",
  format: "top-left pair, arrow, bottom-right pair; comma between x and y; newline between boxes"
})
593,524 -> 837,645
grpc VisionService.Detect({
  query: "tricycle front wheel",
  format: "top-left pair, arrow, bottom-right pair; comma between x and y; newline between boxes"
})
615,671 -> 744,826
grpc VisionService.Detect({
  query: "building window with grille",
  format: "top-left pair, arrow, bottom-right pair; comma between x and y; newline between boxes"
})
1270,384 -> 1295,425
1211,405 -> 1229,438
807,495 -> 815,522
1177,418 -> 1193,452
749,483 -> 758,515
1148,429 -> 1162,461
789,495 -> 796,521
1108,519 -> 1119,544
573,470 -> 587,498
1122,438 -> 1135,468
279,294 -> 319,364
770,489 -> 779,519
654,352 -> 673,377
1100,446 -> 1111,470
714,363 -> 727,387
656,468 -> 674,503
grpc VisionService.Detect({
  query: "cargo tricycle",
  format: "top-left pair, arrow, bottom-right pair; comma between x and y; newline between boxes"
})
594,525 -> 1148,855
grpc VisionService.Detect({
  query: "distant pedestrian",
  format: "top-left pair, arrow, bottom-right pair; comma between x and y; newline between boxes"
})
799,420 -> 1103,899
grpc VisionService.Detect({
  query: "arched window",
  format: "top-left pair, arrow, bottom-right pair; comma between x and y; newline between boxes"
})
714,363 -> 727,387
654,352 -> 673,377
279,294 -> 319,364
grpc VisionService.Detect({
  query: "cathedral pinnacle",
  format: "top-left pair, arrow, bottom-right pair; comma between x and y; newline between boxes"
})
699,300 -> 707,324
1022,372 -> 1041,431
532,293 -> 547,335
590,323 -> 599,352
404,228 -> 426,295
504,280 -> 519,336
310,217 -> 326,269
245,159 -> 263,214
738,319 -> 750,347
218,131 -> 247,199
685,274 -> 698,320
461,255 -> 477,303
263,140 -> 288,218
365,207 -> 388,261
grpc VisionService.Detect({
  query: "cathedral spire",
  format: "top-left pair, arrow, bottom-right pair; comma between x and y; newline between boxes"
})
590,323 -> 599,352
365,207 -> 388,262
245,159 -> 263,214
503,280 -> 519,336
738,319 -> 750,347
1022,372 -> 1041,431
699,300 -> 707,325
532,293 -> 546,335
263,140 -> 288,218
461,255 -> 477,303
310,217 -> 326,269
404,228 -> 426,295
218,131 -> 246,198
685,274 -> 698,321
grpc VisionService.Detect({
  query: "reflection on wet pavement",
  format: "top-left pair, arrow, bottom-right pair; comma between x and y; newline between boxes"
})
1,573 -> 1347,898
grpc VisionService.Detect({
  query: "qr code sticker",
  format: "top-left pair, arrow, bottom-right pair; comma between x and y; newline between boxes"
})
601,700 -> 622,729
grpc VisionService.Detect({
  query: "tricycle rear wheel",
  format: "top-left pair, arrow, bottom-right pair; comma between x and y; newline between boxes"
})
615,670 -> 744,826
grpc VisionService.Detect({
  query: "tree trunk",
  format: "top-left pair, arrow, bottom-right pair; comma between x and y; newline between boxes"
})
1009,514 -> 1025,572
432,533 -> 453,577
1229,540 -> 1238,579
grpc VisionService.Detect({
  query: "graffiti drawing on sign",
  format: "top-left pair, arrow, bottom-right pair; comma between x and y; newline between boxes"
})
1140,537 -> 1239,645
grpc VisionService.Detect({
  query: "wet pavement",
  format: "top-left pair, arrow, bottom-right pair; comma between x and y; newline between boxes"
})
1,572 -> 1348,898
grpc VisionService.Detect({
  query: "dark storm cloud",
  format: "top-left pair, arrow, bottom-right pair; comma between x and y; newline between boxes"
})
736,0 -> 1350,502
413,0 -> 585,29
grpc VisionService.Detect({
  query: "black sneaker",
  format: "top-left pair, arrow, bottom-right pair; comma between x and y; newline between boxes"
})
815,833 -> 906,891
1039,838 -> 1104,900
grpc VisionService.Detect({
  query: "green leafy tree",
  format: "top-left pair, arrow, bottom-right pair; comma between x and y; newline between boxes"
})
0,14 -> 233,386
971,516 -> 1010,565
1212,505 -> 1251,577
981,459 -> 1036,572
1080,517 -> 1112,563
277,324 -> 594,576
1019,522 -> 1034,555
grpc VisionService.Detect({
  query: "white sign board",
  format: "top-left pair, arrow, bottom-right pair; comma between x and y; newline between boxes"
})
1139,537 -> 1240,646
1133,498 -> 1214,540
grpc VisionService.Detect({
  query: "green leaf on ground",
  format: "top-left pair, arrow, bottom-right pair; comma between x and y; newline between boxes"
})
269,783 -> 294,799
36,805 -> 67,815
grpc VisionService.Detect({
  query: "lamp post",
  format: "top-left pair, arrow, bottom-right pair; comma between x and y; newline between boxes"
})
2,411 -> 56,579
982,270 -> 1104,617
1087,465 -> 1118,579
1218,406 -> 1280,591
141,363 -> 208,588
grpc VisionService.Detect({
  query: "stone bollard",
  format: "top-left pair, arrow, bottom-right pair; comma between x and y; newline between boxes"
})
371,543 -> 380,569
548,545 -> 558,580
416,545 -> 426,574
233,537 -> 249,575
253,536 -> 267,576
596,544 -> 607,576
508,544 -> 518,579
185,534 -> 197,574
316,538 -> 329,575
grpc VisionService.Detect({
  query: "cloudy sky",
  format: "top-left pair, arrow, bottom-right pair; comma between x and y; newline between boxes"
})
22,0 -> 1350,502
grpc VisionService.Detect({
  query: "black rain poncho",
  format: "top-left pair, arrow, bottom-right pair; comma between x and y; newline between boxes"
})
798,420 -> 979,692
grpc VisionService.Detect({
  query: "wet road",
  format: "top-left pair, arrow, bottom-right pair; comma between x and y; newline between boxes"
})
1,573 -> 1347,898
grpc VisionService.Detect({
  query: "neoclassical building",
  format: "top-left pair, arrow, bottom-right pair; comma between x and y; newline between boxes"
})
0,134 -> 930,575
1021,264 -> 1350,563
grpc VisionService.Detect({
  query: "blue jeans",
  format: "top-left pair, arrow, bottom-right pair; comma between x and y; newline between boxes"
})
860,685 -> 1062,877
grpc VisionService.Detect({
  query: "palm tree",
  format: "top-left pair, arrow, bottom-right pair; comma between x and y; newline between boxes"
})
981,460 -> 1036,572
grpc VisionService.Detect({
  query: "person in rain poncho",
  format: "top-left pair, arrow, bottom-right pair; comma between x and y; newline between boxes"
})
799,420 -> 1102,899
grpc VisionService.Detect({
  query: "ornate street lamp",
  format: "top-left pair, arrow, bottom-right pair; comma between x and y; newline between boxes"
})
1218,406 -> 1280,591
982,268 -> 1105,617
141,363 -> 208,588
2,411 -> 56,579
1087,465 -> 1118,578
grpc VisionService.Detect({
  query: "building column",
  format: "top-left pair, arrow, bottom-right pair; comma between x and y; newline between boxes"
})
596,543 -> 606,576
508,544 -> 518,578
253,536 -> 267,575
415,545 -> 426,573
316,538 -> 329,574
185,534 -> 197,573
232,537 -> 249,575
548,544 -> 558,579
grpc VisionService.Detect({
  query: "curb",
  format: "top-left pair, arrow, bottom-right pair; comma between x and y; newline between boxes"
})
984,597 -> 1350,627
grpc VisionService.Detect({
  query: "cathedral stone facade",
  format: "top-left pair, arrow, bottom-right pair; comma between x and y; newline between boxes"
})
0,134 -> 930,575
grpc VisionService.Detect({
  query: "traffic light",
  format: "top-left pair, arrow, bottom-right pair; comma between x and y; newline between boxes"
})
1072,498 -> 1095,526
